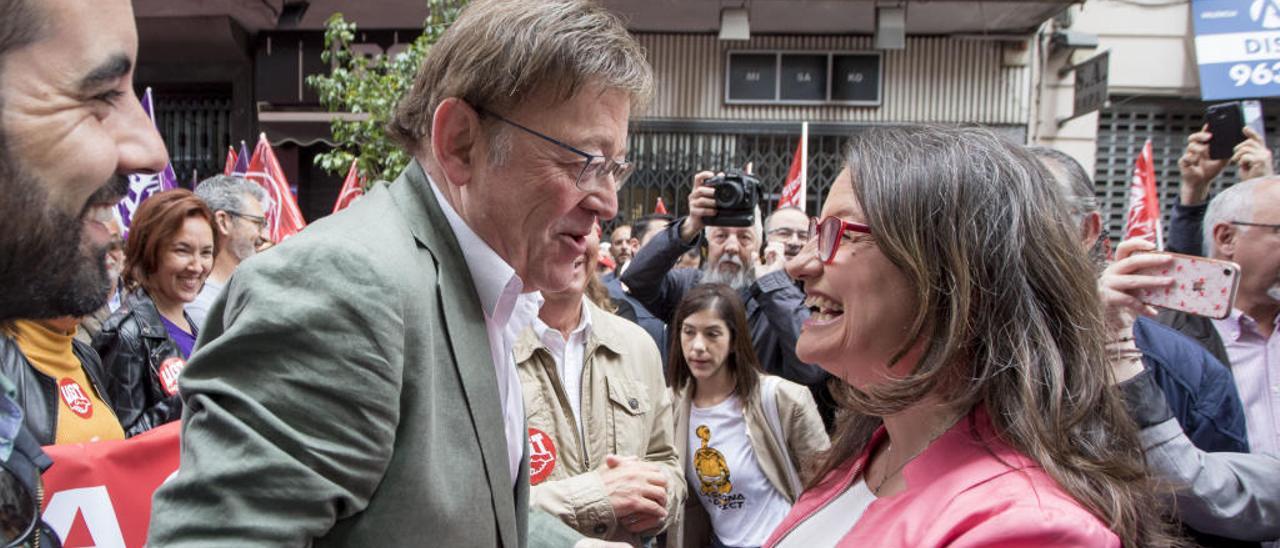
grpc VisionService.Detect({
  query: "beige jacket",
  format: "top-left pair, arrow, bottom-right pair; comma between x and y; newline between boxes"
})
669,376 -> 830,548
515,299 -> 685,545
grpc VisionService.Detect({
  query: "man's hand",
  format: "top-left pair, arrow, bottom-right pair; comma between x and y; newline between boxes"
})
757,241 -> 787,276
1179,125 -> 1228,205
1098,238 -> 1174,333
599,454 -> 668,534
682,171 -> 718,243
1233,126 -> 1274,180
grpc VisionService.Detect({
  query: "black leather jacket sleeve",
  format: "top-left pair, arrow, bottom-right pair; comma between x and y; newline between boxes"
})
92,315 -> 182,437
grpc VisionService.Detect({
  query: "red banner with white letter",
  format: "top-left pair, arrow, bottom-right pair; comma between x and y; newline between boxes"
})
40,422 -> 181,548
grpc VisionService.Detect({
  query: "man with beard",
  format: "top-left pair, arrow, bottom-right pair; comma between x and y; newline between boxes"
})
622,172 -> 829,406
187,175 -> 269,329
0,0 -> 168,543
0,0 -> 168,323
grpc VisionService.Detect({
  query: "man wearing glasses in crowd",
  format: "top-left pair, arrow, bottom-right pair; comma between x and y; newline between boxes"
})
148,1 -> 649,546
762,206 -> 811,264
187,175 -> 270,330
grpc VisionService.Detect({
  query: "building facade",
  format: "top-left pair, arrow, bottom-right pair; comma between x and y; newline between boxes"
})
134,0 -> 1076,224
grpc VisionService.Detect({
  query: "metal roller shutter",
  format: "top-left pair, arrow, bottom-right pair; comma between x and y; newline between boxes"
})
1094,96 -> 1280,244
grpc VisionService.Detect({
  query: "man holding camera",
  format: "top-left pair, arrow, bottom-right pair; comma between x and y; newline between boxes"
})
622,171 -> 829,389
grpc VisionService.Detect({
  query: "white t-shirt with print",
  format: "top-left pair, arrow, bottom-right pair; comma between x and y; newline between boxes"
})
687,395 -> 792,547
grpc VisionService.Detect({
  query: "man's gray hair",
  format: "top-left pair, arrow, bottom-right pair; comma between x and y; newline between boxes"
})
1027,146 -> 1099,217
1203,176 -> 1273,255
388,0 -> 653,153
194,175 -> 267,215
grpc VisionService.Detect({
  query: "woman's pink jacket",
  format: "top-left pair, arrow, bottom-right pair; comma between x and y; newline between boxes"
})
764,408 -> 1121,548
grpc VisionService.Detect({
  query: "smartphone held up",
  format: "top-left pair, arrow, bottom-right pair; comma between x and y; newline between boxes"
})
1206,100 -> 1265,160
1131,252 -> 1241,320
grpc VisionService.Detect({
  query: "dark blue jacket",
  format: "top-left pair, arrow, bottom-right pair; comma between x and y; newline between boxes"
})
601,271 -> 669,367
1134,316 -> 1249,453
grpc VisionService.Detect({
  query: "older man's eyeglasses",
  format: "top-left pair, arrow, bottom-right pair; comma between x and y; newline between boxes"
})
226,210 -> 267,230
808,216 -> 872,265
767,227 -> 810,241
477,108 -> 634,193
1231,220 -> 1280,234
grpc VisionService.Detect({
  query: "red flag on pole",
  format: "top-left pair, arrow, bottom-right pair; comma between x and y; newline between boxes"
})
223,146 -> 238,176
777,122 -> 809,212
332,159 -> 365,214
246,133 -> 308,242
654,197 -> 668,215
1122,139 -> 1163,249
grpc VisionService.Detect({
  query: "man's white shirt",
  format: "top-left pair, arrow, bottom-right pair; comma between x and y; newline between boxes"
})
430,176 -> 543,487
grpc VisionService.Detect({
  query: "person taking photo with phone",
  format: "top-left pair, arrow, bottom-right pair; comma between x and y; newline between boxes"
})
1170,124 -> 1273,256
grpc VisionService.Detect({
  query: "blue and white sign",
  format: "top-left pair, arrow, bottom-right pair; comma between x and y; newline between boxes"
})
1193,0 -> 1280,100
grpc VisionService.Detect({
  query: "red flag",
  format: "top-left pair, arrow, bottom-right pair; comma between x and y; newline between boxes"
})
777,123 -> 808,211
246,133 -> 308,242
223,146 -> 237,176
41,422 -> 181,547
332,158 -> 365,214
1122,139 -> 1163,248
655,197 -> 668,215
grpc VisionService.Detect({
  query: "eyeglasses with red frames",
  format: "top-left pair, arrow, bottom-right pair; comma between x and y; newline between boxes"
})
808,216 -> 872,264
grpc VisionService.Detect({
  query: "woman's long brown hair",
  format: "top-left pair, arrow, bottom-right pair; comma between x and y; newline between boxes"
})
666,283 -> 761,401
814,126 -> 1179,547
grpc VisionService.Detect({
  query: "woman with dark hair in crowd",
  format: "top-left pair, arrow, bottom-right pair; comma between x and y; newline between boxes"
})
94,189 -> 216,437
667,283 -> 828,548
766,126 -> 1180,547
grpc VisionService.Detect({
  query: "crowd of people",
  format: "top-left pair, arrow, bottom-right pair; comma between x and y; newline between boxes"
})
0,0 -> 1277,546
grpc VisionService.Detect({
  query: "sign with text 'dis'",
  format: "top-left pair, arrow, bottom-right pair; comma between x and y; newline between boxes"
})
1192,0 -> 1280,100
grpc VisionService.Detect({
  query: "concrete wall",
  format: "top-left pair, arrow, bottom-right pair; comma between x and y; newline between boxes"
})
1034,0 -> 1199,171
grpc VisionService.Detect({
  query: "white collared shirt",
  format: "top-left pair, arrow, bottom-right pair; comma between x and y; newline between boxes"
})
1213,308 -> 1280,457
531,298 -> 593,439
429,176 -> 544,487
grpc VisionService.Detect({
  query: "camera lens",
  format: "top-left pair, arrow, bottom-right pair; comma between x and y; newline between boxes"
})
714,183 -> 743,208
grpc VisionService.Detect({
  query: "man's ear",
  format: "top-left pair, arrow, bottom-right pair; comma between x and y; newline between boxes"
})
1212,222 -> 1238,257
1081,212 -> 1103,248
214,210 -> 234,237
430,98 -> 482,189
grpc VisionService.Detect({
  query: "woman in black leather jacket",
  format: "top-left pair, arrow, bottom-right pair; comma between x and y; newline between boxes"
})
93,190 -> 217,437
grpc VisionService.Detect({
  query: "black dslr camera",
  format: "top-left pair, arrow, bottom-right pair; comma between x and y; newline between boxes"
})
703,170 -> 761,227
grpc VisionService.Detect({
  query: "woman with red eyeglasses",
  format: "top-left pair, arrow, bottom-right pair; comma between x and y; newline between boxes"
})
764,126 -> 1181,547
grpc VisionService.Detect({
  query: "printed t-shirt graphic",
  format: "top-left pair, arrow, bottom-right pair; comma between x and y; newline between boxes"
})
687,395 -> 794,546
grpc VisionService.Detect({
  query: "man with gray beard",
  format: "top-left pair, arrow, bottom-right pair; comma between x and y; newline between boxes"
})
623,171 -> 831,419
188,175 -> 269,329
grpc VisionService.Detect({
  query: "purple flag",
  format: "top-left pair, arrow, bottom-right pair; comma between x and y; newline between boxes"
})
231,141 -> 250,176
114,87 -> 178,238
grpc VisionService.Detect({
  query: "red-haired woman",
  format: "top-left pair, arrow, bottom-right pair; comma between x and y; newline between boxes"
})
93,189 -> 216,437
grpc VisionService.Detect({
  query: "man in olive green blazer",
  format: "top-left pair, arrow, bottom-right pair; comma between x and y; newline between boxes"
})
146,0 -> 652,545
148,161 -> 579,546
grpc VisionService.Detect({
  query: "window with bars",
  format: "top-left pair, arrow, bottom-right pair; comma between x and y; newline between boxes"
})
152,93 -> 234,187
1093,97 -> 1280,242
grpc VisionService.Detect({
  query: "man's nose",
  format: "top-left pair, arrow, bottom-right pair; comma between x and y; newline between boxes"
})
112,89 -> 169,176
